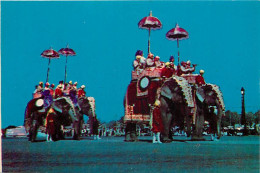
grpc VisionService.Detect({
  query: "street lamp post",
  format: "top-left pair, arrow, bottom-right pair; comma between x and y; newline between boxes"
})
241,87 -> 248,136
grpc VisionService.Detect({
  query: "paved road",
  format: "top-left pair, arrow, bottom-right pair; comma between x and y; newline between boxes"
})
2,136 -> 260,173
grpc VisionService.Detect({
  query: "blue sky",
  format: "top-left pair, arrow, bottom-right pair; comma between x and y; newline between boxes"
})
1,1 -> 260,128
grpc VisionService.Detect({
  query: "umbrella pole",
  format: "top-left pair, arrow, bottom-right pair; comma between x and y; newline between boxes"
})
177,39 -> 180,65
148,28 -> 151,54
46,58 -> 51,83
64,56 -> 68,84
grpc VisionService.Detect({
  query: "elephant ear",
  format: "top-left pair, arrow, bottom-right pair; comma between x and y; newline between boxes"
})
207,84 -> 225,112
160,84 -> 173,100
196,87 -> 205,103
160,78 -> 176,100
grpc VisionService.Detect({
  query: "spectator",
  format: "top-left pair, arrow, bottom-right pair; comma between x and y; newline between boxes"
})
151,100 -> 163,144
93,116 -> 101,140
45,108 -> 56,142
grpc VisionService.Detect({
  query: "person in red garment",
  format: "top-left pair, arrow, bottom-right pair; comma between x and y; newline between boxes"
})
151,100 -> 163,144
54,84 -> 63,99
196,69 -> 206,86
45,108 -> 56,142
161,62 -> 175,78
50,84 -> 55,97
78,85 -> 86,98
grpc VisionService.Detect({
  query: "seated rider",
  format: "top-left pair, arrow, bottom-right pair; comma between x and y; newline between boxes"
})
133,50 -> 145,73
50,84 -> 55,97
73,82 -> 78,90
78,85 -> 86,98
196,69 -> 206,86
63,83 -> 70,96
154,56 -> 164,69
42,82 -> 53,109
161,62 -> 174,78
146,53 -> 155,70
169,56 -> 177,72
69,85 -> 78,106
133,55 -> 141,71
180,60 -> 196,75
54,84 -> 63,99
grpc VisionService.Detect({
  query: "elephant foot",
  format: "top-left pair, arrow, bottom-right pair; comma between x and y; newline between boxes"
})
125,133 -> 132,142
161,137 -> 172,143
191,136 -> 205,141
162,139 -> 171,143
73,135 -> 80,140
125,133 -> 138,142
130,133 -> 138,142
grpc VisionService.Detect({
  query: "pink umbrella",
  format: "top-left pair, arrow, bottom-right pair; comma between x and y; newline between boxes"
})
41,47 -> 60,82
58,44 -> 76,83
166,23 -> 189,65
138,11 -> 162,54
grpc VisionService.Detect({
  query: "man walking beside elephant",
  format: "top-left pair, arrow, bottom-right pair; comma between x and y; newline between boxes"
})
151,100 -> 163,144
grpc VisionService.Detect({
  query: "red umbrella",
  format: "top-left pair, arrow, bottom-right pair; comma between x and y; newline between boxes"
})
58,44 -> 76,83
41,48 -> 60,83
166,23 -> 189,65
138,11 -> 162,54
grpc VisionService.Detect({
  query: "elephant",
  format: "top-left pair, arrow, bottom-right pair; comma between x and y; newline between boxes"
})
24,96 -> 77,142
124,76 -> 195,143
73,96 -> 95,140
192,84 -> 225,141
159,76 -> 195,143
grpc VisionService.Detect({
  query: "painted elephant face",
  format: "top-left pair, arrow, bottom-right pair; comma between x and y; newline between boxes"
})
161,84 -> 185,104
204,90 -> 218,105
52,97 -> 78,121
78,97 -> 94,117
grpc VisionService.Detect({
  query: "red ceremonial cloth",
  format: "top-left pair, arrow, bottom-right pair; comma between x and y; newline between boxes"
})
151,107 -> 163,132
126,80 -> 162,115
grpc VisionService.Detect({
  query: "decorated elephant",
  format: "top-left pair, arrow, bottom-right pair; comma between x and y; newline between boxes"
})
73,96 -> 95,140
159,76 -> 195,142
192,84 -> 225,140
124,76 -> 195,143
24,97 -> 77,142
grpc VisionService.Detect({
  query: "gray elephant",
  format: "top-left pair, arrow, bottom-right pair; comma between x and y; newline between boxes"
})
24,97 -> 77,142
73,96 -> 95,140
159,76 -> 195,143
124,76 -> 195,143
192,84 -> 225,141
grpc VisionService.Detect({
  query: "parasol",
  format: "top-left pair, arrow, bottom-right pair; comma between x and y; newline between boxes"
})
58,44 -> 76,83
138,11 -> 162,54
166,23 -> 189,65
41,47 -> 60,83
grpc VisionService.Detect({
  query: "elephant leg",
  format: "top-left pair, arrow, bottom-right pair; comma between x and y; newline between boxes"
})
125,123 -> 137,142
192,112 -> 205,141
185,115 -> 192,137
73,120 -> 81,140
30,119 -> 38,142
216,118 -> 222,139
160,109 -> 172,143
160,97 -> 172,143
